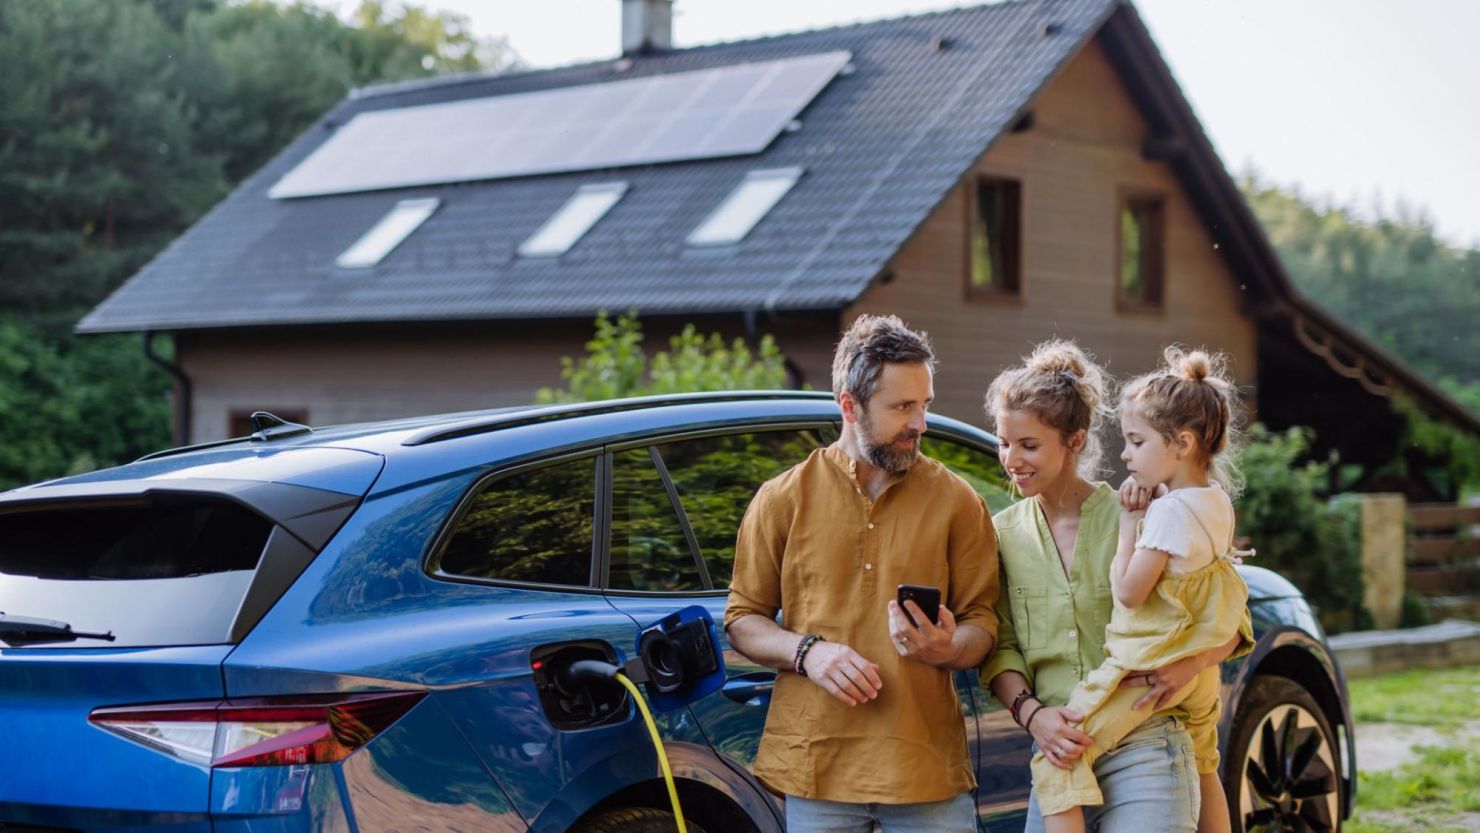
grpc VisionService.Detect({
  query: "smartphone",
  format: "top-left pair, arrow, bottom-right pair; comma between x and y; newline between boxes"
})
896,584 -> 942,627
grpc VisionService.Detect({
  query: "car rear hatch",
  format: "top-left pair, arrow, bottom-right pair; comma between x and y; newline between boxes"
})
0,447 -> 382,831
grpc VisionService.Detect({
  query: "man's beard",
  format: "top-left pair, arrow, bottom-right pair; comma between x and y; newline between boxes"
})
857,411 -> 922,475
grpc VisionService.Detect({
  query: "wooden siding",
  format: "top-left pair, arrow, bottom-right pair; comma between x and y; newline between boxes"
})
177,316 -> 838,443
849,38 -> 1257,426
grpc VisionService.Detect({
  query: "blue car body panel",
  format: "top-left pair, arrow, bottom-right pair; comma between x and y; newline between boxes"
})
0,645 -> 230,831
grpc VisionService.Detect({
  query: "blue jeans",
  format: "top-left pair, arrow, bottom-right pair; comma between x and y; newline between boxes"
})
1023,716 -> 1199,833
786,792 -> 976,833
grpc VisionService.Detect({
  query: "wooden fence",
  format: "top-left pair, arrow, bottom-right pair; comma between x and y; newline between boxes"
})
1407,503 -> 1480,596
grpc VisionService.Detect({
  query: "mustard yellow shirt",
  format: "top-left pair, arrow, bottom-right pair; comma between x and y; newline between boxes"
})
980,483 -> 1252,710
725,444 -> 1000,802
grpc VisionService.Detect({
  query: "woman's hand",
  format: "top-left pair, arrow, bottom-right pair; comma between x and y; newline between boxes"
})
1027,705 -> 1093,770
1119,654 -> 1201,711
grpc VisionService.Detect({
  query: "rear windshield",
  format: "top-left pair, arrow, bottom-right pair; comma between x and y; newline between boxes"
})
0,498 -> 273,649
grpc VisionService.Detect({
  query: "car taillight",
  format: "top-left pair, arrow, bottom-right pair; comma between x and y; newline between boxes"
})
89,691 -> 425,767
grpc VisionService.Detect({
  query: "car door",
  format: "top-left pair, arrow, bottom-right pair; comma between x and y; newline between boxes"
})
412,451 -> 665,826
919,432 -> 1034,831
600,427 -> 835,781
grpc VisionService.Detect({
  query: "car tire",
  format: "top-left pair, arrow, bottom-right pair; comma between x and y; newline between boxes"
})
1224,674 -> 1343,833
571,806 -> 710,833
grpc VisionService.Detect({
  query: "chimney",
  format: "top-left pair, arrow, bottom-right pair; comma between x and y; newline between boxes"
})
622,0 -> 673,55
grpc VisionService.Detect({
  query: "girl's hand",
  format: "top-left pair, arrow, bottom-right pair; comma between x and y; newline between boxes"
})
1118,477 -> 1151,516
1028,706 -> 1093,770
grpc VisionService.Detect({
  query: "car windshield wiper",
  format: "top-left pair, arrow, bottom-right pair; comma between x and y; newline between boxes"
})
0,612 -> 116,646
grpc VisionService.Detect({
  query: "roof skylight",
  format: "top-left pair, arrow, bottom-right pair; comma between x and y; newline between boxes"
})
518,182 -> 628,257
334,198 -> 440,269
686,168 -> 802,247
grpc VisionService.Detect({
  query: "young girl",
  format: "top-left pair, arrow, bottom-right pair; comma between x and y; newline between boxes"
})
1033,346 -> 1251,833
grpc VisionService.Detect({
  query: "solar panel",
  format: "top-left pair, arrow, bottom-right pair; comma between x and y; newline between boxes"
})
269,51 -> 851,199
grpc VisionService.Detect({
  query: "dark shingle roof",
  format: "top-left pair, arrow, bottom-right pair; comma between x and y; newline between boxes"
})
78,0 -> 1116,333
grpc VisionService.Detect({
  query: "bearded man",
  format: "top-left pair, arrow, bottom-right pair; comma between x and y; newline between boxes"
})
725,314 -> 1000,833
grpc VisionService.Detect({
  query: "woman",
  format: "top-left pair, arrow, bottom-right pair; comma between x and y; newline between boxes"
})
980,340 -> 1250,833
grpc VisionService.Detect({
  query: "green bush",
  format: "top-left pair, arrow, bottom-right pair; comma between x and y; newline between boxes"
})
536,311 -> 791,403
1236,425 -> 1371,632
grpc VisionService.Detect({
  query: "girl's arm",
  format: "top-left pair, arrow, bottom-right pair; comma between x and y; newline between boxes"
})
1112,514 -> 1170,608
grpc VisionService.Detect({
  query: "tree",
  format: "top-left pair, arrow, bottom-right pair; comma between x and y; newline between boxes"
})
0,0 -> 514,487
536,312 -> 792,404
0,320 -> 172,490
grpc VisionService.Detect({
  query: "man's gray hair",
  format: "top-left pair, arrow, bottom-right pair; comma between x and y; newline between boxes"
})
830,315 -> 936,406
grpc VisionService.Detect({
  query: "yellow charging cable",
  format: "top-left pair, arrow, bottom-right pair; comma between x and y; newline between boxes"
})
614,673 -> 687,833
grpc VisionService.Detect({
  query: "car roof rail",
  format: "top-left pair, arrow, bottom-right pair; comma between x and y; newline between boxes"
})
402,390 -> 835,446
135,411 -> 315,462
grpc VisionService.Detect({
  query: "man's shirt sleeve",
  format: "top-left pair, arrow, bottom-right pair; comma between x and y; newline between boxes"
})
724,480 -> 788,632
947,491 -> 1000,640
979,556 -> 1030,687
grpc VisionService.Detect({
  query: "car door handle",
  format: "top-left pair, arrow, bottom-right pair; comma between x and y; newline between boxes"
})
722,672 -> 775,705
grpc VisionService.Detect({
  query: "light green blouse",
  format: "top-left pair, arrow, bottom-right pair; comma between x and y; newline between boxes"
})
980,483 -> 1253,709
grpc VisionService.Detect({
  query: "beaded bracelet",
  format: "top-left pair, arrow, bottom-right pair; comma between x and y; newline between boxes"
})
793,633 -> 825,676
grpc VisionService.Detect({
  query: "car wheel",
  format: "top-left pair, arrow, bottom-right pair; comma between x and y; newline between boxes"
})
1224,675 -> 1342,833
571,806 -> 710,833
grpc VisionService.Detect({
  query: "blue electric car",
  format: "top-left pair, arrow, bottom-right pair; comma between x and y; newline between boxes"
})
0,392 -> 1352,832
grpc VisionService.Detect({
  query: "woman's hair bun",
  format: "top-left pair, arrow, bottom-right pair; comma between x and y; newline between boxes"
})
1026,340 -> 1089,378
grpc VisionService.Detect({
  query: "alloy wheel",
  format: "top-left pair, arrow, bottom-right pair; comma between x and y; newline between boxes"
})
1239,702 -> 1340,833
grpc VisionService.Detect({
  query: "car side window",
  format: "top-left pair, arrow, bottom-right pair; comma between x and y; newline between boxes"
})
919,434 -> 1017,514
436,456 -> 595,587
609,448 -> 704,592
656,427 -> 838,588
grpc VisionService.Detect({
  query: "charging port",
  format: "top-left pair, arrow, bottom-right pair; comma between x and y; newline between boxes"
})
530,641 -> 629,730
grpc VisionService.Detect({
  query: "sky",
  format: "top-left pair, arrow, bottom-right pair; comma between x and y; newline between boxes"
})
333,0 -> 1480,248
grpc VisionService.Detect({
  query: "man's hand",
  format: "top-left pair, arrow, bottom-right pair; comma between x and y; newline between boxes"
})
887,600 -> 962,667
801,641 -> 882,706
1028,705 -> 1093,770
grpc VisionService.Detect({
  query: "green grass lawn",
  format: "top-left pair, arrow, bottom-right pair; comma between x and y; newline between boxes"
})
1344,665 -> 1480,833
1348,665 -> 1480,727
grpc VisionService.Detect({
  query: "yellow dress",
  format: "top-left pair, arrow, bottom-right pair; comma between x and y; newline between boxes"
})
1031,489 -> 1251,817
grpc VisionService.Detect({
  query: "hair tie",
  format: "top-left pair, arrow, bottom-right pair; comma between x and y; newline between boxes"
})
1059,371 -> 1079,385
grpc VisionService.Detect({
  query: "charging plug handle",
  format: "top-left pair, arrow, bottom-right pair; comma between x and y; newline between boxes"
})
556,659 -> 621,695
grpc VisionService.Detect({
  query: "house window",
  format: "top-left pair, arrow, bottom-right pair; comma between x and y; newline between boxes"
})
967,177 -> 1022,296
686,167 -> 803,246
1118,193 -> 1165,308
518,182 -> 628,257
229,410 -> 309,438
335,198 -> 439,269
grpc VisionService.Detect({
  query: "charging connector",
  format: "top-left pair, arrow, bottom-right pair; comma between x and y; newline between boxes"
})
535,605 -> 724,833
556,660 -> 687,833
